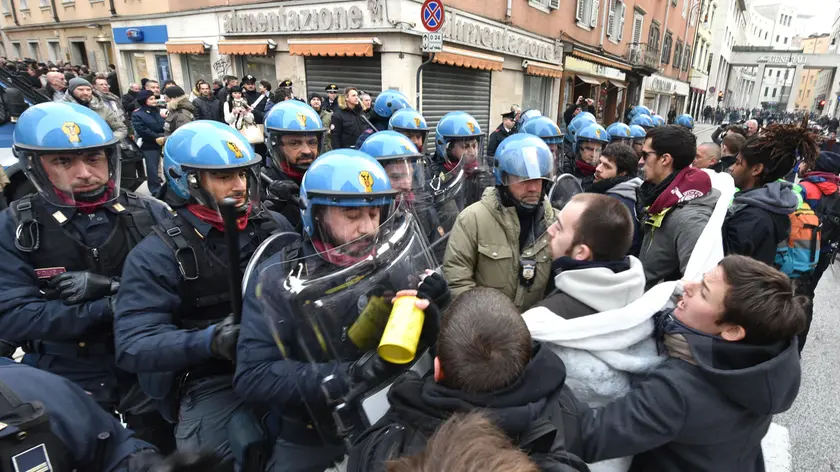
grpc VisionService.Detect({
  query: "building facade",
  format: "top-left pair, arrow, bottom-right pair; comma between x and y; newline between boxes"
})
793,33 -> 830,111
704,0 -> 750,110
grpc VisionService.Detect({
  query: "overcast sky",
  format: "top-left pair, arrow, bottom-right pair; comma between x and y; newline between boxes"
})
798,0 -> 838,35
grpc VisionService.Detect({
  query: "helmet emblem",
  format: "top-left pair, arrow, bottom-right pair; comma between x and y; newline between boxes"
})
466,121 -> 475,134
227,141 -> 243,159
625,129 -> 631,136
413,117 -> 421,127
595,129 -> 602,138
296,112 -> 308,128
62,122 -> 81,143
359,171 -> 374,193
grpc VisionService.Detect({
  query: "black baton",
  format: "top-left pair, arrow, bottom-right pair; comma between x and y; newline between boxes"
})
219,198 -> 243,324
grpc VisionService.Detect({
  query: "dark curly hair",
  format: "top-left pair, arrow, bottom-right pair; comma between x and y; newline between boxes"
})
740,124 -> 818,185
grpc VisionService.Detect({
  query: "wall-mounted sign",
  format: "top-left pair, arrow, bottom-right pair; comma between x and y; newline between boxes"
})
756,55 -> 807,64
650,77 -> 675,93
222,2 -> 381,35
564,56 -> 625,80
125,29 -> 144,42
439,9 -> 560,64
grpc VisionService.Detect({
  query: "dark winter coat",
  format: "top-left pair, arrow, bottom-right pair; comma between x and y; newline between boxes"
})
191,95 -> 223,123
487,123 -> 515,157
723,182 -> 797,267
163,96 -> 196,137
131,104 -> 166,151
331,97 -> 368,149
580,329 -> 801,472
243,89 -> 268,124
121,91 -> 139,114
347,343 -> 588,472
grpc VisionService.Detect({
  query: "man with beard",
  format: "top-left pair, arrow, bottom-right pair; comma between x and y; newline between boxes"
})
308,92 -> 333,152
241,74 -> 267,124
638,125 -> 718,289
591,143 -> 643,256
444,134 -> 556,312
262,100 -> 325,228
191,81 -> 223,123
347,287 -> 588,472
63,78 -> 128,141
114,121 -> 294,461
0,102 -> 175,452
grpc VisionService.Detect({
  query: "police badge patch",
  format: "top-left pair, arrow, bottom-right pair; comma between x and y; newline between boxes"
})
296,113 -> 308,128
413,117 -> 421,127
12,444 -> 53,472
226,141 -> 243,159
61,122 -> 81,143
466,121 -> 475,134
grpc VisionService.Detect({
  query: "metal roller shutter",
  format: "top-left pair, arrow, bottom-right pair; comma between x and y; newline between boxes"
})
304,55 -> 382,101
421,63 -> 491,155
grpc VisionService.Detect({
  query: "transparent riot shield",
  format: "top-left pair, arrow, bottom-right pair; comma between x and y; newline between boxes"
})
252,209 -> 437,447
547,173 -> 583,210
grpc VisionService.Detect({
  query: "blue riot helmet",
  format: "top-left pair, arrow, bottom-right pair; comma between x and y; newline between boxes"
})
517,109 -> 542,129
264,100 -> 325,178
630,114 -> 655,129
389,108 -> 430,152
650,115 -> 665,127
629,124 -> 647,154
574,123 -> 610,163
299,150 -> 398,262
494,134 -> 554,210
14,102 -> 121,207
163,120 -> 261,213
564,114 -> 596,144
629,105 -> 652,119
359,130 -> 428,199
373,90 -> 412,121
675,113 -> 695,129
435,111 -> 484,170
572,111 -> 596,124
521,116 -> 563,145
606,122 -> 633,145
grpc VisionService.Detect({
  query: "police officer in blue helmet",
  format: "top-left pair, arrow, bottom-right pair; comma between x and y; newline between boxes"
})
564,122 -> 610,190
516,108 -> 542,131
113,121 -> 294,462
434,111 -> 485,174
607,122 -> 633,145
443,133 -> 556,312
629,124 -> 647,157
263,100 -> 325,227
355,89 -> 412,149
389,108 -> 430,153
236,150 -> 447,470
521,115 -> 564,172
650,114 -> 666,127
562,112 -> 596,165
675,113 -> 695,130
0,102 -> 175,451
630,113 -> 655,130
0,358 -> 230,472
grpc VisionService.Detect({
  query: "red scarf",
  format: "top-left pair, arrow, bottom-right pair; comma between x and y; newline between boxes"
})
279,161 -> 305,183
574,158 -> 597,176
443,159 -> 478,173
647,167 -> 712,215
187,203 -> 252,232
311,238 -> 374,268
55,182 -> 116,214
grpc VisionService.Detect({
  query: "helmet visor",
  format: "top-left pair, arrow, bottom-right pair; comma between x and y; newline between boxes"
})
20,144 -> 121,208
444,135 -> 486,171
577,140 -> 603,165
183,161 -> 262,216
268,131 -> 323,173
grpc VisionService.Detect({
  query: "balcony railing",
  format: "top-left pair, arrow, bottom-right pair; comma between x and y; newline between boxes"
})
625,43 -> 660,71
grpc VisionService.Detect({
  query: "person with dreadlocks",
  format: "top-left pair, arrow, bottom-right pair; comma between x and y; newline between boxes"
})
723,125 -> 819,267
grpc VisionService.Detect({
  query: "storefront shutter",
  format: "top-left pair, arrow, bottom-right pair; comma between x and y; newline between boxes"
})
421,63 -> 491,155
304,55 -> 382,101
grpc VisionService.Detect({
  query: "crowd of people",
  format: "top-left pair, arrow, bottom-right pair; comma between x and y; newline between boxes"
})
0,55 -> 837,472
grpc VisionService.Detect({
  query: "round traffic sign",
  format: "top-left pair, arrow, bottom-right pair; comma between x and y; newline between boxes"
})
421,0 -> 445,32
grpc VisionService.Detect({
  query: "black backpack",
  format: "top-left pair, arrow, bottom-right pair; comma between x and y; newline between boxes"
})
817,191 -> 840,248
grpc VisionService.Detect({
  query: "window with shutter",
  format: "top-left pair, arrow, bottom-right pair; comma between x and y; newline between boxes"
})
684,47 -> 691,71
576,0 -> 585,22
617,3 -> 627,40
682,0 -> 688,18
549,0 -> 560,9
674,41 -> 682,69
662,32 -> 672,64
607,0 -> 616,37
590,0 -> 599,27
632,12 -> 644,44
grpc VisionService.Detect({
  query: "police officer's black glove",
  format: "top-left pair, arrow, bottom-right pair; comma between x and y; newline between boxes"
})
128,449 -> 230,472
267,180 -> 300,204
48,271 -> 119,305
417,271 -> 450,310
348,350 -> 405,387
210,314 -> 239,361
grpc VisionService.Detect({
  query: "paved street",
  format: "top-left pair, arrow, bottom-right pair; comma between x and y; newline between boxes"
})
693,123 -> 840,472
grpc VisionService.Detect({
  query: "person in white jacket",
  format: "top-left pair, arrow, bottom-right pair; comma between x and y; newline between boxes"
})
522,193 -> 662,472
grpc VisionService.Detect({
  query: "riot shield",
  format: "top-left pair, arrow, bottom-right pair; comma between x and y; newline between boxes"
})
547,174 -> 583,210
253,209 -> 437,446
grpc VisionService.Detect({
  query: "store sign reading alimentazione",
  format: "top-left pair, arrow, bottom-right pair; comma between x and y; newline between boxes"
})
222,4 -> 376,34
